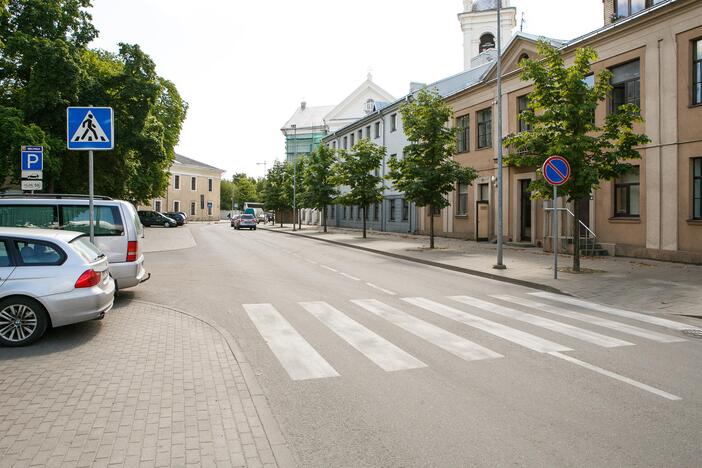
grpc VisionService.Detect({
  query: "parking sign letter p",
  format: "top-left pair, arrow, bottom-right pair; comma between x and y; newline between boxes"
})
28,154 -> 39,169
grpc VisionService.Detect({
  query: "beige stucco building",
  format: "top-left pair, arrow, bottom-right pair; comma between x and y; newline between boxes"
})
140,154 -> 225,221
418,0 -> 702,263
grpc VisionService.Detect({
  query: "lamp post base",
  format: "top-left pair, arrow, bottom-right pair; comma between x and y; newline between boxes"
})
492,264 -> 507,270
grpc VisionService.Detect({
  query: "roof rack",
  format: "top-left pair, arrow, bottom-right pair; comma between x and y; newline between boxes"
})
0,193 -> 113,200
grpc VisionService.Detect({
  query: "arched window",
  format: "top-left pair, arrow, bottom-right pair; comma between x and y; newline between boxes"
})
519,53 -> 529,63
479,33 -> 496,53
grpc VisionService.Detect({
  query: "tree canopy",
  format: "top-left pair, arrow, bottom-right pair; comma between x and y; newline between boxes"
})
301,144 -> 338,232
0,0 -> 187,204
504,42 -> 650,270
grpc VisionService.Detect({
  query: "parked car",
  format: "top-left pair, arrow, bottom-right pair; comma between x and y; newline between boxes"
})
230,214 -> 241,228
0,228 -> 115,346
138,210 -> 177,228
165,212 -> 186,226
257,213 -> 266,224
233,214 -> 256,230
0,195 -> 148,291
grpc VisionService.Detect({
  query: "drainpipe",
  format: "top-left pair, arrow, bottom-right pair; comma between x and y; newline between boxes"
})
379,108 -> 387,232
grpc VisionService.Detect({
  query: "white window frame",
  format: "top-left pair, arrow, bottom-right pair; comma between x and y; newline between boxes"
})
173,200 -> 180,212
154,200 -> 162,212
208,178 -> 213,192
190,202 -> 196,216
174,174 -> 181,190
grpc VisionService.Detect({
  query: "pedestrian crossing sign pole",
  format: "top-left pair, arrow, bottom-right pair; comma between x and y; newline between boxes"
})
67,106 -> 114,243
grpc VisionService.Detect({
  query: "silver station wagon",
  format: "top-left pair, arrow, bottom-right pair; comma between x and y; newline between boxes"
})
0,228 -> 115,346
0,195 -> 149,290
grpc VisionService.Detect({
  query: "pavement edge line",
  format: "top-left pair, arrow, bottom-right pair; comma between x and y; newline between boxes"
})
130,299 -> 297,468
262,228 -> 565,295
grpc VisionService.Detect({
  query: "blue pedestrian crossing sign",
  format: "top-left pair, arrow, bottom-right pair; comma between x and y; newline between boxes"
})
20,146 -> 43,171
542,155 -> 571,186
67,107 -> 114,150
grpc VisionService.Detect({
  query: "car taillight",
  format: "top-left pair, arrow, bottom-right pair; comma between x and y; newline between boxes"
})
75,269 -> 101,288
127,241 -> 138,262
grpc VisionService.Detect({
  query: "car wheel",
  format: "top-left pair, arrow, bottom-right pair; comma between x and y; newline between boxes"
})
0,297 -> 49,347
164,222 -> 171,228
253,227 -> 257,230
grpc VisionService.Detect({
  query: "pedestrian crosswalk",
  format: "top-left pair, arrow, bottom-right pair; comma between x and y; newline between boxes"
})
243,293 -> 695,391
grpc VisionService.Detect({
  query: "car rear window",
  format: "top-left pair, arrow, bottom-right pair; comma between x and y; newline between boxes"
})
60,205 -> 124,236
0,205 -> 59,229
70,236 -> 105,263
242,214 -> 254,219
0,241 -> 10,267
15,240 -> 64,265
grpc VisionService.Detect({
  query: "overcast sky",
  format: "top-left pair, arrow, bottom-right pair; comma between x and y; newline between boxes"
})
89,0 -> 603,179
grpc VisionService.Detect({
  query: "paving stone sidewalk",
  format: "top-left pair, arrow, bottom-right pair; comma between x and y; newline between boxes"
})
263,224 -> 702,318
0,300 -> 289,468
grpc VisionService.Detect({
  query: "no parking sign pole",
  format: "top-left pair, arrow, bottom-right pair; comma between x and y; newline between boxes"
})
542,155 -> 571,280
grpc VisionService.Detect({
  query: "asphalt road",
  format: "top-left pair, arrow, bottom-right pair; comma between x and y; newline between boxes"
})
133,223 -> 702,467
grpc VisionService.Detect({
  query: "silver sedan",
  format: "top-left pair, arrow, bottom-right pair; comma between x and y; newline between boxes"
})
0,228 -> 115,346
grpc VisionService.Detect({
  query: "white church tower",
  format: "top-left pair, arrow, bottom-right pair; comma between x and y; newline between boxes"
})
459,0 -> 517,70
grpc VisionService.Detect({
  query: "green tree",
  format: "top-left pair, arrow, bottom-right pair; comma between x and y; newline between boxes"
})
262,161 -> 291,226
335,139 -> 384,239
504,42 -> 649,271
301,144 -> 338,232
291,155 -> 308,229
220,178 -> 235,211
0,0 -> 187,203
388,88 -> 477,248
232,177 -> 258,210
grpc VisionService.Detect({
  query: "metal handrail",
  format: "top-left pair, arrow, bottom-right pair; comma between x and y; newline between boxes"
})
544,205 -> 597,257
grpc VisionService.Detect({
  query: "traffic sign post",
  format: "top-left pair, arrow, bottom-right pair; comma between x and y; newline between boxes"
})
20,146 -> 43,194
67,107 -> 114,243
542,156 -> 571,280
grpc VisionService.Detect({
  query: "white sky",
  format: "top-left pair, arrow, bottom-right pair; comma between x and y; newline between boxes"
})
89,0 -> 603,180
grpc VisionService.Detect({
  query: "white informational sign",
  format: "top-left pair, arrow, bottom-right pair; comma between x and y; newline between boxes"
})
21,180 -> 42,191
22,170 -> 42,180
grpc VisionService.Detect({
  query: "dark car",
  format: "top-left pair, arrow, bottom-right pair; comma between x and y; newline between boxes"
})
230,214 -> 241,228
165,212 -> 186,226
138,210 -> 177,228
233,214 -> 256,230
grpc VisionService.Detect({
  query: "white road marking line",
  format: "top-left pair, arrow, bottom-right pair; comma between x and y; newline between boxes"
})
404,297 -> 571,353
365,283 -> 397,296
548,352 -> 682,401
339,272 -> 361,281
530,292 -> 700,332
450,296 -> 634,348
304,258 -> 318,265
300,302 -> 426,372
352,299 -> 502,362
243,304 -> 339,381
320,265 -> 338,273
493,295 -> 685,343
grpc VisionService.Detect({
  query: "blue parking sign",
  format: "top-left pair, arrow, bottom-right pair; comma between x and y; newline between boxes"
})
21,146 -> 43,171
67,107 -> 114,150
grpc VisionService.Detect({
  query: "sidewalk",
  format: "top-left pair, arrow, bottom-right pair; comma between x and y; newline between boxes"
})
0,300 -> 292,468
262,223 -> 702,317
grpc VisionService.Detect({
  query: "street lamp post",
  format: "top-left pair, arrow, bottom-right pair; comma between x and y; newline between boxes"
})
494,1 -> 506,270
292,124 -> 297,231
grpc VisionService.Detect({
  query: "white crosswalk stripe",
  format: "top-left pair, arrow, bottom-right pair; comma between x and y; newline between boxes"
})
403,297 -> 571,353
300,301 -> 427,372
449,295 -> 634,348
352,299 -> 503,362
492,295 -> 685,343
529,292 -> 700,332
243,304 -> 339,381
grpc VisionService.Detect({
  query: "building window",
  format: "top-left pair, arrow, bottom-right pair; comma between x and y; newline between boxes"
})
431,205 -> 441,216
373,203 -> 379,221
478,183 -> 489,201
174,174 -> 180,190
456,115 -> 469,153
693,158 -> 702,219
402,199 -> 409,221
357,206 -> 362,220
477,108 -> 492,149
366,126 -> 371,139
374,122 -> 381,138
389,200 -> 396,221
191,176 -> 197,191
343,136 -> 348,149
173,201 -> 180,212
358,129 -> 363,141
200,194 -> 205,210
154,200 -> 162,212
390,114 -> 397,132
693,39 -> 702,106
610,60 -> 640,114
615,0 -> 663,19
350,206 -> 354,219
457,183 -> 468,216
518,95 -> 530,133
343,206 -> 347,219
519,53 -> 529,63
333,141 -> 337,149
350,133 -> 355,147
614,166 -> 640,217
479,33 -> 495,53
190,202 -> 196,216
208,178 -> 213,192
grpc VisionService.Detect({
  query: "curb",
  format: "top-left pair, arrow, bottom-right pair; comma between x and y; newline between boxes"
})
131,299 -> 297,468
261,228 -> 565,295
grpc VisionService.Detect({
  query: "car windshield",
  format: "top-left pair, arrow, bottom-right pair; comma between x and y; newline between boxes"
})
70,235 -> 105,262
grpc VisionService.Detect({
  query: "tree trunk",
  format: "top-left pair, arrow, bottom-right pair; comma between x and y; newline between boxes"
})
362,206 -> 367,239
429,205 -> 435,249
323,205 -> 327,233
573,199 -> 581,272
298,209 -> 302,229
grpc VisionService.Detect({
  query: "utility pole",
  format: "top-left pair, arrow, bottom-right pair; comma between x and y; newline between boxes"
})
292,124 -> 297,232
494,1 -> 506,270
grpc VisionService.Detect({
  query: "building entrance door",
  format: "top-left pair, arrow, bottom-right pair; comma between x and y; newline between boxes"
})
520,179 -> 532,241
476,201 -> 489,241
